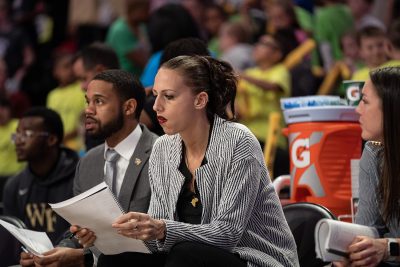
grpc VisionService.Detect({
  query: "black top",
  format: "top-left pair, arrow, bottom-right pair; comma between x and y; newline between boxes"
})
176,149 -> 206,224
176,118 -> 213,224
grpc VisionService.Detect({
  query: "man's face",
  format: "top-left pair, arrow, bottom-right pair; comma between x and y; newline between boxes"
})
85,80 -> 124,140
14,117 -> 49,162
73,58 -> 97,91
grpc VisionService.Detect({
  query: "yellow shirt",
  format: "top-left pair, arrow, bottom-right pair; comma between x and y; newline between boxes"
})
0,119 -> 25,176
236,64 -> 291,147
380,59 -> 400,67
47,82 -> 85,151
351,67 -> 370,81
352,61 -> 400,81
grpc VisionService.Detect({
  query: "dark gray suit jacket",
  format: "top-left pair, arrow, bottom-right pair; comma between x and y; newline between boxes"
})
58,125 -> 158,249
73,124 -> 158,213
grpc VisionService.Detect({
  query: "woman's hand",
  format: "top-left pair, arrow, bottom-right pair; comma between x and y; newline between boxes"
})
112,212 -> 166,241
347,236 -> 387,267
70,225 -> 96,248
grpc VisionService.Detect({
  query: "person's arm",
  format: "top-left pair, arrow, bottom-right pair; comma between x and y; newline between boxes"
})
240,74 -> 284,93
354,144 -> 387,235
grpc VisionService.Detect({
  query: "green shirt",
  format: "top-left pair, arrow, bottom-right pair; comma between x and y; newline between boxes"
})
106,18 -> 147,75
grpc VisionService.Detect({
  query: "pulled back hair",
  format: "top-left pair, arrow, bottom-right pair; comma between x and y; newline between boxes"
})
161,55 -> 237,121
370,66 -> 400,223
22,107 -> 64,146
93,70 -> 145,120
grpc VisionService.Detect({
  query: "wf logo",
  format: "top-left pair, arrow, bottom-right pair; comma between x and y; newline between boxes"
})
25,203 -> 56,232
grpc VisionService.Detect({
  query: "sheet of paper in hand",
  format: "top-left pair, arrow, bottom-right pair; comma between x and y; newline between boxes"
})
315,218 -> 379,262
49,182 -> 150,255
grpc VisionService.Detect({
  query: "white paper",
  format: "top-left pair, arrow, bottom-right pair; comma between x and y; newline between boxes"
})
49,182 -> 150,255
315,219 -> 379,261
0,219 -> 54,256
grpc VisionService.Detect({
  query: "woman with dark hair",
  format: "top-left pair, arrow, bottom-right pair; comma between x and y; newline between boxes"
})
92,55 -> 299,266
336,66 -> 400,266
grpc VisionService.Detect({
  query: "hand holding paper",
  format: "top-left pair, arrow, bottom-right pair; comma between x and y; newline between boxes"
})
49,182 -> 150,255
0,219 -> 54,256
315,219 -> 379,262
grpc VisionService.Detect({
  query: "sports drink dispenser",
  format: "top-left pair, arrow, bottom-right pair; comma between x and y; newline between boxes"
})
282,100 -> 361,217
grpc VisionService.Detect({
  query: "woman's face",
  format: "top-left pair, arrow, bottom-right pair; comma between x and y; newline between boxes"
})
152,68 -> 200,135
356,79 -> 383,142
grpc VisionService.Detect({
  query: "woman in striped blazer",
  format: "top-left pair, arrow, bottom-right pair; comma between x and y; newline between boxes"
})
334,67 -> 400,267
98,55 -> 299,267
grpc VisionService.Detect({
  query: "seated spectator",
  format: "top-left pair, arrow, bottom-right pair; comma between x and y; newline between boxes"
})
219,21 -> 255,72
204,3 -> 228,58
106,0 -> 150,76
335,66 -> 400,266
351,26 -> 388,81
47,52 -> 85,152
340,31 -> 364,75
236,34 -> 291,176
347,0 -> 386,31
0,97 -> 24,201
266,0 -> 308,45
2,107 -> 79,244
382,19 -> 400,67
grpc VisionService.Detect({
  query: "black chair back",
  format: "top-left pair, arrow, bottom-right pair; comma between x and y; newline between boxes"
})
283,202 -> 336,267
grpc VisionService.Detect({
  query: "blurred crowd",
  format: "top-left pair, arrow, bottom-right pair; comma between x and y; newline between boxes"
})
0,0 -> 400,194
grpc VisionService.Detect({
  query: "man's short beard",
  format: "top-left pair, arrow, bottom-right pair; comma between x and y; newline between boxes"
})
89,109 -> 124,140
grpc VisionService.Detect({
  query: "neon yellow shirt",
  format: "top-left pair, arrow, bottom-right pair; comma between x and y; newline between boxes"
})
380,59 -> 400,67
47,82 -> 85,151
351,67 -> 371,81
236,64 -> 290,148
0,119 -> 25,176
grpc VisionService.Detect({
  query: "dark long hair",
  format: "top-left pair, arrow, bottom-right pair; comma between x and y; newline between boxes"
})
161,55 -> 237,121
370,66 -> 400,223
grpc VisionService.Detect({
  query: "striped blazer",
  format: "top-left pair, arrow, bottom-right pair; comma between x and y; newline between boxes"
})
147,116 -> 299,267
355,141 -> 400,237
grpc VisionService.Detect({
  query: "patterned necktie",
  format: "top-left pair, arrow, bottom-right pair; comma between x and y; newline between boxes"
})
105,148 -> 120,195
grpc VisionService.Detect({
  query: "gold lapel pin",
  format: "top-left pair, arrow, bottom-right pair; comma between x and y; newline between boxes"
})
134,158 -> 142,165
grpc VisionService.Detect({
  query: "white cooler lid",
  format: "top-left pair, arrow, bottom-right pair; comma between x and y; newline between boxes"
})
283,106 -> 359,124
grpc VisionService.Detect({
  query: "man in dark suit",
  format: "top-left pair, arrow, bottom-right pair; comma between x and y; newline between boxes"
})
20,70 -> 158,266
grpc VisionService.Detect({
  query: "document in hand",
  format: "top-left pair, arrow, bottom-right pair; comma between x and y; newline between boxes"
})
49,182 -> 150,255
0,219 -> 54,256
315,218 -> 379,262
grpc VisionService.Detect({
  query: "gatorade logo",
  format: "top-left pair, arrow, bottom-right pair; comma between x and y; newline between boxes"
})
346,85 -> 360,102
292,138 -> 310,168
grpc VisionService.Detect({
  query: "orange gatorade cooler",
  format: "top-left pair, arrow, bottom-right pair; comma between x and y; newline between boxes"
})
282,104 -> 362,218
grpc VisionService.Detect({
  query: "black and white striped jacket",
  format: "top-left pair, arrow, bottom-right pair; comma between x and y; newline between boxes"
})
147,116 -> 299,267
